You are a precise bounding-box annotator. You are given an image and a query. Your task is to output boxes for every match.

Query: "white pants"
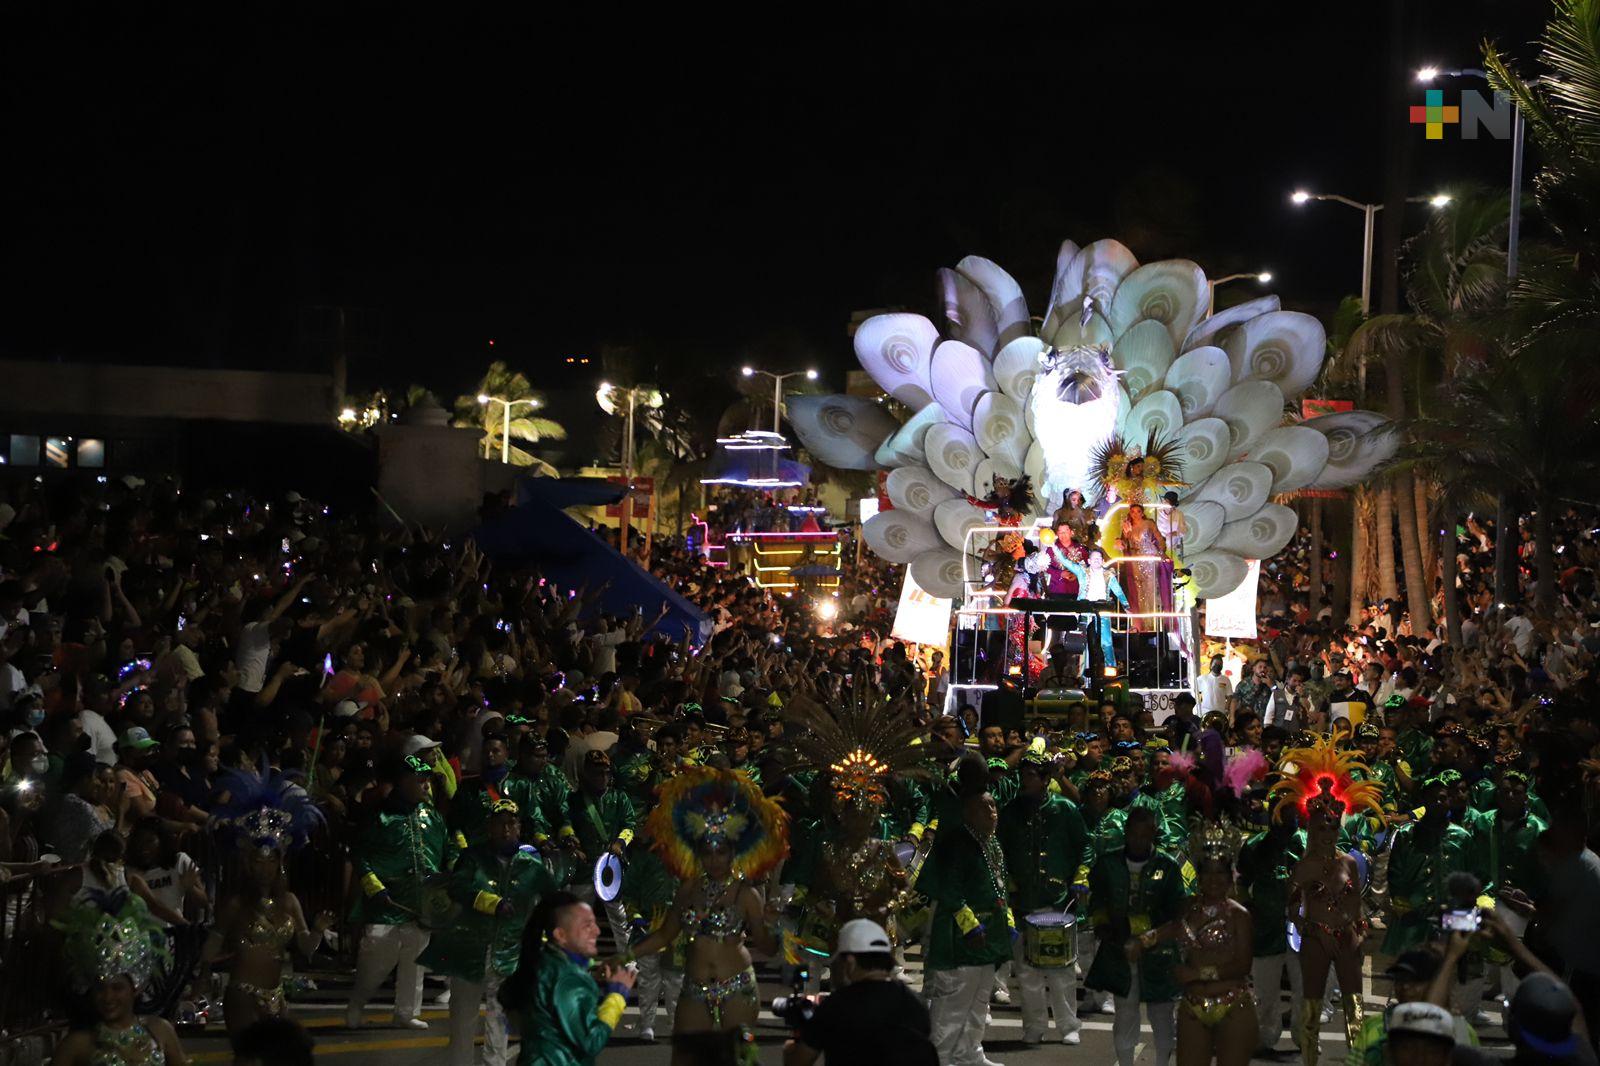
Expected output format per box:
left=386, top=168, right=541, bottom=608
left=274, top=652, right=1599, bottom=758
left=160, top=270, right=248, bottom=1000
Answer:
left=448, top=970, right=507, bottom=1066
left=349, top=922, right=432, bottom=1023
left=1112, top=970, right=1175, bottom=1066
left=1012, top=939, right=1078, bottom=1037
left=927, top=964, right=992, bottom=1066
left=1252, top=952, right=1304, bottom=1050
left=636, top=953, right=683, bottom=1033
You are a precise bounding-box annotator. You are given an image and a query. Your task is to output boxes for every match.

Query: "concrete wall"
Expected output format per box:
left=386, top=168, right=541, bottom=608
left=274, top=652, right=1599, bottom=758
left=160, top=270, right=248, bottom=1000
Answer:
left=376, top=422, right=488, bottom=530
left=0, top=359, right=336, bottom=426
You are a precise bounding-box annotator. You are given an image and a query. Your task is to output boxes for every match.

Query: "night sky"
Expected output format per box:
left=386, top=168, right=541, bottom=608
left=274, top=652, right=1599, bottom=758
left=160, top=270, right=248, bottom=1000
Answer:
left=3, top=3, right=1548, bottom=408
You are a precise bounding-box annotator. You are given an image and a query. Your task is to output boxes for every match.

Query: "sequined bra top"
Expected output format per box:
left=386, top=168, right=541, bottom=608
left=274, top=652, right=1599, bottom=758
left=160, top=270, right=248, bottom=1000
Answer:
left=91, top=1022, right=164, bottom=1066
left=681, top=879, right=747, bottom=941
left=241, top=900, right=297, bottom=952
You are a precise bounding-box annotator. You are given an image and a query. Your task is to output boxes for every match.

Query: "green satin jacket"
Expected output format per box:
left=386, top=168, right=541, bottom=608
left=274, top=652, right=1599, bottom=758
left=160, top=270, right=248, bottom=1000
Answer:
left=1084, top=848, right=1189, bottom=1001
left=351, top=800, right=449, bottom=926
left=559, top=787, right=638, bottom=861
left=1382, top=818, right=1477, bottom=954
left=417, top=844, right=558, bottom=981
left=511, top=946, right=627, bottom=1066
left=1466, top=806, right=1546, bottom=898
left=997, top=793, right=1092, bottom=914
left=921, top=827, right=1015, bottom=971
left=1236, top=828, right=1306, bottom=956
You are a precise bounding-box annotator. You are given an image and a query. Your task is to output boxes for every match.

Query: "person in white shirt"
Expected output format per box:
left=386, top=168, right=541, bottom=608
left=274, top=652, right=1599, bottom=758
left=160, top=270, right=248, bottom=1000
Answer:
left=1196, top=654, right=1233, bottom=715
left=236, top=573, right=312, bottom=694
left=1504, top=608, right=1535, bottom=657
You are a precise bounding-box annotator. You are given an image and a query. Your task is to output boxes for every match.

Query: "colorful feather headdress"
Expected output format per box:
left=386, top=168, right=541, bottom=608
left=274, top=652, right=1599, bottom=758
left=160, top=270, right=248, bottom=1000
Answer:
left=55, top=892, right=170, bottom=993
left=214, top=760, right=327, bottom=854
left=1268, top=737, right=1383, bottom=823
left=785, top=682, right=929, bottom=814
left=1090, top=431, right=1188, bottom=502
left=646, top=766, right=789, bottom=882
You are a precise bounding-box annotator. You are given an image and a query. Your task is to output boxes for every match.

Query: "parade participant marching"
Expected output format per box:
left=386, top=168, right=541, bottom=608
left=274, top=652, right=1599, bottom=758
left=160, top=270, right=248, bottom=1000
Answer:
left=53, top=895, right=188, bottom=1066
left=1463, top=766, right=1546, bottom=1013
left=346, top=754, right=449, bottom=1030
left=997, top=750, right=1093, bottom=1045
left=621, top=815, right=685, bottom=1043
left=921, top=787, right=1015, bottom=1066
left=1382, top=775, right=1477, bottom=958
left=452, top=734, right=552, bottom=858
left=1236, top=813, right=1306, bottom=1056
left=1270, top=736, right=1384, bottom=1064
left=1128, top=829, right=1255, bottom=1066
left=559, top=750, right=638, bottom=945
left=507, top=735, right=570, bottom=847
left=624, top=766, right=788, bottom=1066
left=499, top=891, right=637, bottom=1066
left=1086, top=804, right=1190, bottom=1066
left=418, top=800, right=559, bottom=1066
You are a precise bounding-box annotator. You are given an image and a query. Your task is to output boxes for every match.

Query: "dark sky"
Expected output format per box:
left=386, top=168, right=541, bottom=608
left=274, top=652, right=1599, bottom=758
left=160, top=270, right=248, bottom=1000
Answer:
left=2, top=2, right=1548, bottom=406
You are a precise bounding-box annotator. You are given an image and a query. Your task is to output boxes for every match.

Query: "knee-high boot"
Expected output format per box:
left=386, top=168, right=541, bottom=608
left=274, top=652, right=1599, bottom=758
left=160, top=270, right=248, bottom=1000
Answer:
left=1298, top=998, right=1321, bottom=1066
left=1341, top=991, right=1364, bottom=1048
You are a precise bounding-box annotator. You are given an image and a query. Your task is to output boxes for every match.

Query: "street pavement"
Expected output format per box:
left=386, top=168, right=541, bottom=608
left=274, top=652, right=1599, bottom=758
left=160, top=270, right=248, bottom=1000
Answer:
left=177, top=949, right=1516, bottom=1065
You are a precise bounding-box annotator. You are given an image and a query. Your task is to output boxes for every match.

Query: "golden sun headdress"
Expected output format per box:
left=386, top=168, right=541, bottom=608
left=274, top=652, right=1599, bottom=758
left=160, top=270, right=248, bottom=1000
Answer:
left=1090, top=431, right=1187, bottom=502
left=785, top=681, right=929, bottom=815
left=1268, top=736, right=1383, bottom=823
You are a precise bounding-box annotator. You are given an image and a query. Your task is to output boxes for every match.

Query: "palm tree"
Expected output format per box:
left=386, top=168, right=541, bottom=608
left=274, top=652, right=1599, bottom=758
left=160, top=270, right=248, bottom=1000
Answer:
left=453, top=361, right=567, bottom=471
left=1348, top=187, right=1511, bottom=629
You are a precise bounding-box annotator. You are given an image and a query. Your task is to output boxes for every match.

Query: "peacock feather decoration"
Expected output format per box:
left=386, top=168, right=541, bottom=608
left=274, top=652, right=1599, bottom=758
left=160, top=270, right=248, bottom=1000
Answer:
left=788, top=240, right=1398, bottom=599
left=786, top=680, right=930, bottom=814
left=646, top=766, right=789, bottom=882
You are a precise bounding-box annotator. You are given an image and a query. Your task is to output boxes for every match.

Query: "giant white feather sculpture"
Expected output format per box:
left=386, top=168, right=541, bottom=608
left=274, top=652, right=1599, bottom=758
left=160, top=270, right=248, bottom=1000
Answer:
left=793, top=239, right=1396, bottom=599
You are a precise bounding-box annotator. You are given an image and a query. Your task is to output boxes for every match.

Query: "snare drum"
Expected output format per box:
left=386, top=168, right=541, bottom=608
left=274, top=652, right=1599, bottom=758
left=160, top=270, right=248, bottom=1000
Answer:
left=1023, top=910, right=1077, bottom=968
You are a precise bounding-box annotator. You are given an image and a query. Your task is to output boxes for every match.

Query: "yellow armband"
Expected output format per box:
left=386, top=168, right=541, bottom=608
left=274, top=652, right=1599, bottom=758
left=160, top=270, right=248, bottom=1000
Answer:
left=559, top=825, right=577, bottom=838
left=616, top=828, right=635, bottom=846
left=533, top=832, right=550, bottom=845
left=454, top=831, right=469, bottom=850
left=954, top=906, right=981, bottom=935
left=473, top=891, right=504, bottom=915
left=596, top=991, right=626, bottom=1029
left=360, top=872, right=386, bottom=897
left=1005, top=907, right=1017, bottom=930
left=928, top=817, right=940, bottom=832
left=909, top=822, right=926, bottom=840
left=1073, top=863, right=1090, bottom=888
left=1410, top=806, right=1428, bottom=821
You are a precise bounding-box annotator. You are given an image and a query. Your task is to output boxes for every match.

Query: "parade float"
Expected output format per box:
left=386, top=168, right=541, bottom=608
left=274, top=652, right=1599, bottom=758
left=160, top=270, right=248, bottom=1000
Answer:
left=788, top=239, right=1397, bottom=713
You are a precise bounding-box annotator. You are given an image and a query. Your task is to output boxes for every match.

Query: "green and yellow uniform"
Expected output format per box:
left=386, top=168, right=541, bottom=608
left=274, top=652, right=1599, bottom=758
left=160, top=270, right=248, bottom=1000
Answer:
left=508, top=946, right=628, bottom=1066
left=558, top=786, right=637, bottom=863
left=1236, top=828, right=1305, bottom=957
left=922, top=826, right=1016, bottom=971
left=998, top=792, right=1092, bottom=914
left=1084, top=847, right=1189, bottom=1001
left=350, top=797, right=449, bottom=926
left=1382, top=817, right=1477, bottom=954
left=417, top=843, right=558, bottom=982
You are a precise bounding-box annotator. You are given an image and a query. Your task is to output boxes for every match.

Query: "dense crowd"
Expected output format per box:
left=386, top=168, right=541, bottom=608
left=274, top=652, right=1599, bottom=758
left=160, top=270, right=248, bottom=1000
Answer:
left=1, top=476, right=1599, bottom=1066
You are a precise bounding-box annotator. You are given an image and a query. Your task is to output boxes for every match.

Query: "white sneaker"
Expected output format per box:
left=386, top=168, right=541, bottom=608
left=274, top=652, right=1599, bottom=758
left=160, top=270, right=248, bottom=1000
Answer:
left=639, top=1027, right=656, bottom=1043
left=992, top=986, right=1012, bottom=1005
left=1061, top=1031, right=1081, bottom=1045
left=393, top=1017, right=428, bottom=1030
left=980, top=1057, right=1006, bottom=1066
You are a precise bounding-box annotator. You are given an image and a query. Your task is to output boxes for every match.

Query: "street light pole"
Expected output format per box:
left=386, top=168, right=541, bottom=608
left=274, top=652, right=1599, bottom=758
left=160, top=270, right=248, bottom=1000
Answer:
left=742, top=366, right=820, bottom=434
left=477, top=394, right=541, bottom=465
left=1417, top=67, right=1523, bottom=279
left=1205, top=271, right=1273, bottom=317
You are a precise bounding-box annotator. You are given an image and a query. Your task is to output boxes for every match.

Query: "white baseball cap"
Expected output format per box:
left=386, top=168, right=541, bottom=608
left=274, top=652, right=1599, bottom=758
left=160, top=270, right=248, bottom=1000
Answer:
left=402, top=735, right=441, bottom=756
left=332, top=699, right=361, bottom=719
left=834, top=919, right=892, bottom=956
left=1387, top=1002, right=1455, bottom=1043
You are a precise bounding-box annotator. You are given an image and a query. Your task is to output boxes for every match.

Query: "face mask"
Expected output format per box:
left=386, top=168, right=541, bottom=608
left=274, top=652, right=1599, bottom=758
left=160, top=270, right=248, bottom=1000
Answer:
left=25, top=706, right=45, bottom=728
left=29, top=754, right=49, bottom=775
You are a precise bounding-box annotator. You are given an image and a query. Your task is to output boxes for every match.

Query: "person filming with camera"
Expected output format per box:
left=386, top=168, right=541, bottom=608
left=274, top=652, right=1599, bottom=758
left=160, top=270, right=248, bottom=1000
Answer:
left=782, top=919, right=933, bottom=1066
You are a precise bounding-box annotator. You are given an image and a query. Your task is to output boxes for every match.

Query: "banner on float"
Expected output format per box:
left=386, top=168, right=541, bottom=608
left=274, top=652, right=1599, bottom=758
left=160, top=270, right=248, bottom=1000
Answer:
left=891, top=570, right=953, bottom=647
left=1203, top=559, right=1261, bottom=639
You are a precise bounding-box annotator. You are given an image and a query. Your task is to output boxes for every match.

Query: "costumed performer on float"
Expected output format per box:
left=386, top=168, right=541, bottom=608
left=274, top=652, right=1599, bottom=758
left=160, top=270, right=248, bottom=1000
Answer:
left=1269, top=737, right=1384, bottom=1065
left=621, top=766, right=788, bottom=1066
left=1091, top=433, right=1185, bottom=634
left=53, top=894, right=187, bottom=1066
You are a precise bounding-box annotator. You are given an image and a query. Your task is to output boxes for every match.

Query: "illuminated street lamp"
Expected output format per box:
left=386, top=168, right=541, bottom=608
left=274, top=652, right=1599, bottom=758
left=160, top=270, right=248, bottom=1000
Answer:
left=1205, top=271, right=1273, bottom=316
left=1289, top=190, right=1452, bottom=315
left=1416, top=64, right=1525, bottom=279
left=741, top=366, right=819, bottom=434
left=476, top=394, right=542, bottom=464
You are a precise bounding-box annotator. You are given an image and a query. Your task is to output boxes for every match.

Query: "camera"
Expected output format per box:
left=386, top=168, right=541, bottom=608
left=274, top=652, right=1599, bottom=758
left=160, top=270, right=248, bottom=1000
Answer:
left=771, top=966, right=820, bottom=1027
left=1441, top=907, right=1482, bottom=933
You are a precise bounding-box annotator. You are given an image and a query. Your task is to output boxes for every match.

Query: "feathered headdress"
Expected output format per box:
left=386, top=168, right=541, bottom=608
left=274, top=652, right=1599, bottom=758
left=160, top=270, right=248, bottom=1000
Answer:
left=1268, top=737, right=1383, bottom=823
left=213, top=761, right=327, bottom=854
left=55, top=893, right=169, bottom=993
left=786, top=682, right=929, bottom=815
left=1090, top=431, right=1187, bottom=502
left=1222, top=748, right=1269, bottom=797
left=646, top=766, right=789, bottom=882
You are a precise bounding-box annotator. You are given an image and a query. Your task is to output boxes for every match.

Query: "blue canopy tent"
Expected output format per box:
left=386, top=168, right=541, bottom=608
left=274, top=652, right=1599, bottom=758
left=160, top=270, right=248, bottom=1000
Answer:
left=471, top=477, right=712, bottom=644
